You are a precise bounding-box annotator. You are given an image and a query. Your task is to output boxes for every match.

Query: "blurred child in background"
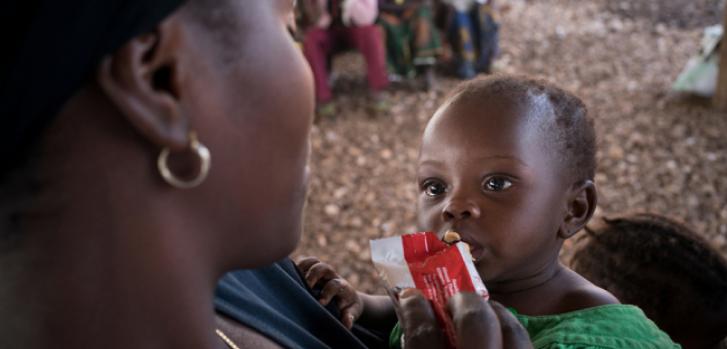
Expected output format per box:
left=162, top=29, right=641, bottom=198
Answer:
left=571, top=213, right=727, bottom=349
left=299, top=0, right=390, bottom=116
left=441, top=0, right=499, bottom=79
left=378, top=0, right=442, bottom=89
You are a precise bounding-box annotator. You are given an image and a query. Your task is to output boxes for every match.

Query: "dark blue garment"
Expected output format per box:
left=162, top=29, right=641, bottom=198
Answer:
left=215, top=259, right=387, bottom=349
left=448, top=4, right=499, bottom=79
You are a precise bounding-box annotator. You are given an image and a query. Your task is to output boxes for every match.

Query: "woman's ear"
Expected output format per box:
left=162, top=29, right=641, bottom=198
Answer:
left=96, top=14, right=189, bottom=151
left=558, top=180, right=597, bottom=239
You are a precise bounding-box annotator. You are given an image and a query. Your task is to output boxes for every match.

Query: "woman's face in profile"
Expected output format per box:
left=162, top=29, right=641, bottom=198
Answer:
left=181, top=0, right=314, bottom=266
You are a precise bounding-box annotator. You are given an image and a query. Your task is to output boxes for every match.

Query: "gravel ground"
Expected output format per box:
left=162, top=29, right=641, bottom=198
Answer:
left=293, top=0, right=727, bottom=293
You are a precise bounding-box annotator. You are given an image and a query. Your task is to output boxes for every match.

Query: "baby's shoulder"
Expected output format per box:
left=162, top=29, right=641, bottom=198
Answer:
left=555, top=268, right=619, bottom=313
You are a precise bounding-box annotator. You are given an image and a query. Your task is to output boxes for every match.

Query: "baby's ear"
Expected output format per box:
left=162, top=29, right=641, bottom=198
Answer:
left=558, top=180, right=597, bottom=239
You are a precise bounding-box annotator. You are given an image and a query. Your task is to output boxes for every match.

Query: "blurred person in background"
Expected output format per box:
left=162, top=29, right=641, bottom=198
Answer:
left=299, top=0, right=390, bottom=117
left=571, top=213, right=727, bottom=349
left=440, top=0, right=499, bottom=79
left=378, top=0, right=442, bottom=90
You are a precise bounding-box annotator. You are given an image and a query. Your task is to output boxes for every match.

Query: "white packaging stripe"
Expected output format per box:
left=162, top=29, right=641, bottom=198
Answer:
left=370, top=237, right=416, bottom=289
left=455, top=242, right=489, bottom=297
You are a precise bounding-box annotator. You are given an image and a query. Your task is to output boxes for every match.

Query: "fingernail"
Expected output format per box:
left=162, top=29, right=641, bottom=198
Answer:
left=399, top=288, right=418, bottom=298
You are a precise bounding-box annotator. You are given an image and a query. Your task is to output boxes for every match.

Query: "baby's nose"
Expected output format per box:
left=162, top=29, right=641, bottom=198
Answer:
left=442, top=200, right=481, bottom=221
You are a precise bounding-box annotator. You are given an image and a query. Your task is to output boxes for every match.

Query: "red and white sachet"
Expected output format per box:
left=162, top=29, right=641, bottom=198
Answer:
left=370, top=232, right=489, bottom=348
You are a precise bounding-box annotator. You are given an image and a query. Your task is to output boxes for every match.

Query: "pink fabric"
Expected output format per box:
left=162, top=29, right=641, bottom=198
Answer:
left=342, top=0, right=378, bottom=26
left=313, top=0, right=379, bottom=28
left=303, top=25, right=389, bottom=103
left=313, top=0, right=332, bottom=28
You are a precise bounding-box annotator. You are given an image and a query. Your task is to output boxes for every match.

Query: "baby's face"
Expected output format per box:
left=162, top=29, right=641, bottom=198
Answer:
left=416, top=98, right=569, bottom=283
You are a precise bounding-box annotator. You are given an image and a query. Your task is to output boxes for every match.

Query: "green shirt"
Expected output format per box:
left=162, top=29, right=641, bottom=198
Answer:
left=389, top=304, right=680, bottom=349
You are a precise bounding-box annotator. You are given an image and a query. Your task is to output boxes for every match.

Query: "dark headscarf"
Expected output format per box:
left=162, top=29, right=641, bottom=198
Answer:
left=0, top=0, right=185, bottom=176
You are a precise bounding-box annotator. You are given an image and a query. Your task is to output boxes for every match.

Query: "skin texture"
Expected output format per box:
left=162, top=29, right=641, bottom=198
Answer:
left=0, top=1, right=313, bottom=348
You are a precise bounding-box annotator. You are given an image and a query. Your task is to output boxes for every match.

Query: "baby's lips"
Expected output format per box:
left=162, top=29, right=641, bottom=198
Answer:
left=463, top=241, right=486, bottom=262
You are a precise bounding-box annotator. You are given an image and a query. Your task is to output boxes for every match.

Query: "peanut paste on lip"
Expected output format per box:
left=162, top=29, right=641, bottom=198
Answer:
left=443, top=231, right=473, bottom=260
left=443, top=231, right=461, bottom=243
left=371, top=232, right=490, bottom=348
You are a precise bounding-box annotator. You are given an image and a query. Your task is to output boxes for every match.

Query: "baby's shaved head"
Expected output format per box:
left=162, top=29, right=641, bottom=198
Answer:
left=443, top=74, right=596, bottom=183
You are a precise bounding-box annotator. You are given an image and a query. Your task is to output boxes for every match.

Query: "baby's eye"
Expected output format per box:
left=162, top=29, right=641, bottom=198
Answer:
left=422, top=180, right=446, bottom=197
left=483, top=177, right=513, bottom=192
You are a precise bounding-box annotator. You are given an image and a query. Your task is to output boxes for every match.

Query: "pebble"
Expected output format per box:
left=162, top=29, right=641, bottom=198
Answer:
left=324, top=204, right=340, bottom=217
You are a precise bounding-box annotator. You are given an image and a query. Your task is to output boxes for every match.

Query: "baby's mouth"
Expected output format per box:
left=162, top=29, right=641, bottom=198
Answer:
left=439, top=228, right=485, bottom=262
left=466, top=243, right=485, bottom=262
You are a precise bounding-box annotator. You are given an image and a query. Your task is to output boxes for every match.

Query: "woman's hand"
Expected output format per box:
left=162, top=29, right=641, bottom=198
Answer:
left=296, top=257, right=364, bottom=329
left=397, top=289, right=533, bottom=349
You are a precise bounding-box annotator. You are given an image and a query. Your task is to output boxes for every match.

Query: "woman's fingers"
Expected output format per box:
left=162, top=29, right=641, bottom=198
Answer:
left=447, top=293, right=502, bottom=349
left=399, top=288, right=447, bottom=349
left=385, top=287, right=405, bottom=324
left=397, top=291, right=533, bottom=349
left=490, top=301, right=533, bottom=349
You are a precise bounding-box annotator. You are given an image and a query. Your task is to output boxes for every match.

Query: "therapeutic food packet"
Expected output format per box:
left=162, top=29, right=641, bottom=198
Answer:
left=370, top=232, right=489, bottom=348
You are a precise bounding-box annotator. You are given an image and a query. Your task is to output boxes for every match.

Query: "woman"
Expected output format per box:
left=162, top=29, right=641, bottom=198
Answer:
left=1, top=0, right=528, bottom=348
left=1, top=1, right=313, bottom=348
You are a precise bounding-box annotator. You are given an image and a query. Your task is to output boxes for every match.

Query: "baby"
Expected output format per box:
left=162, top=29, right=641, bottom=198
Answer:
left=298, top=75, right=679, bottom=348
left=571, top=213, right=727, bottom=349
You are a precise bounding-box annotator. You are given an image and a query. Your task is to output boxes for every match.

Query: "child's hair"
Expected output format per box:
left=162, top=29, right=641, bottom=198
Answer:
left=571, top=213, right=727, bottom=347
left=443, top=74, right=596, bottom=183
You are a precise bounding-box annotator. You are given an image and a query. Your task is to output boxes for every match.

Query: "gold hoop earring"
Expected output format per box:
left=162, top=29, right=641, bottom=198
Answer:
left=157, top=131, right=211, bottom=189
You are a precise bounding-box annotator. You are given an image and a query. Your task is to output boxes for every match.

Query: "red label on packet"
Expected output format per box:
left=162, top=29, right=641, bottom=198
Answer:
left=371, top=232, right=489, bottom=348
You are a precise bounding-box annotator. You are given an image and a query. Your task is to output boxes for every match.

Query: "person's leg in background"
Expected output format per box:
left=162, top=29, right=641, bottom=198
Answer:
left=449, top=8, right=477, bottom=79
left=379, top=13, right=414, bottom=81
left=346, top=24, right=390, bottom=111
left=303, top=27, right=336, bottom=114
left=411, top=3, right=442, bottom=89
left=473, top=2, right=499, bottom=74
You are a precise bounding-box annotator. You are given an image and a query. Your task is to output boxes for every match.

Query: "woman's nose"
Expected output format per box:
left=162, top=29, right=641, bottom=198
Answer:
left=442, top=199, right=481, bottom=221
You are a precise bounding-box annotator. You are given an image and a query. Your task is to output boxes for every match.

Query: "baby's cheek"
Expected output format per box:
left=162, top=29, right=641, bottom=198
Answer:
left=417, top=210, right=440, bottom=232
